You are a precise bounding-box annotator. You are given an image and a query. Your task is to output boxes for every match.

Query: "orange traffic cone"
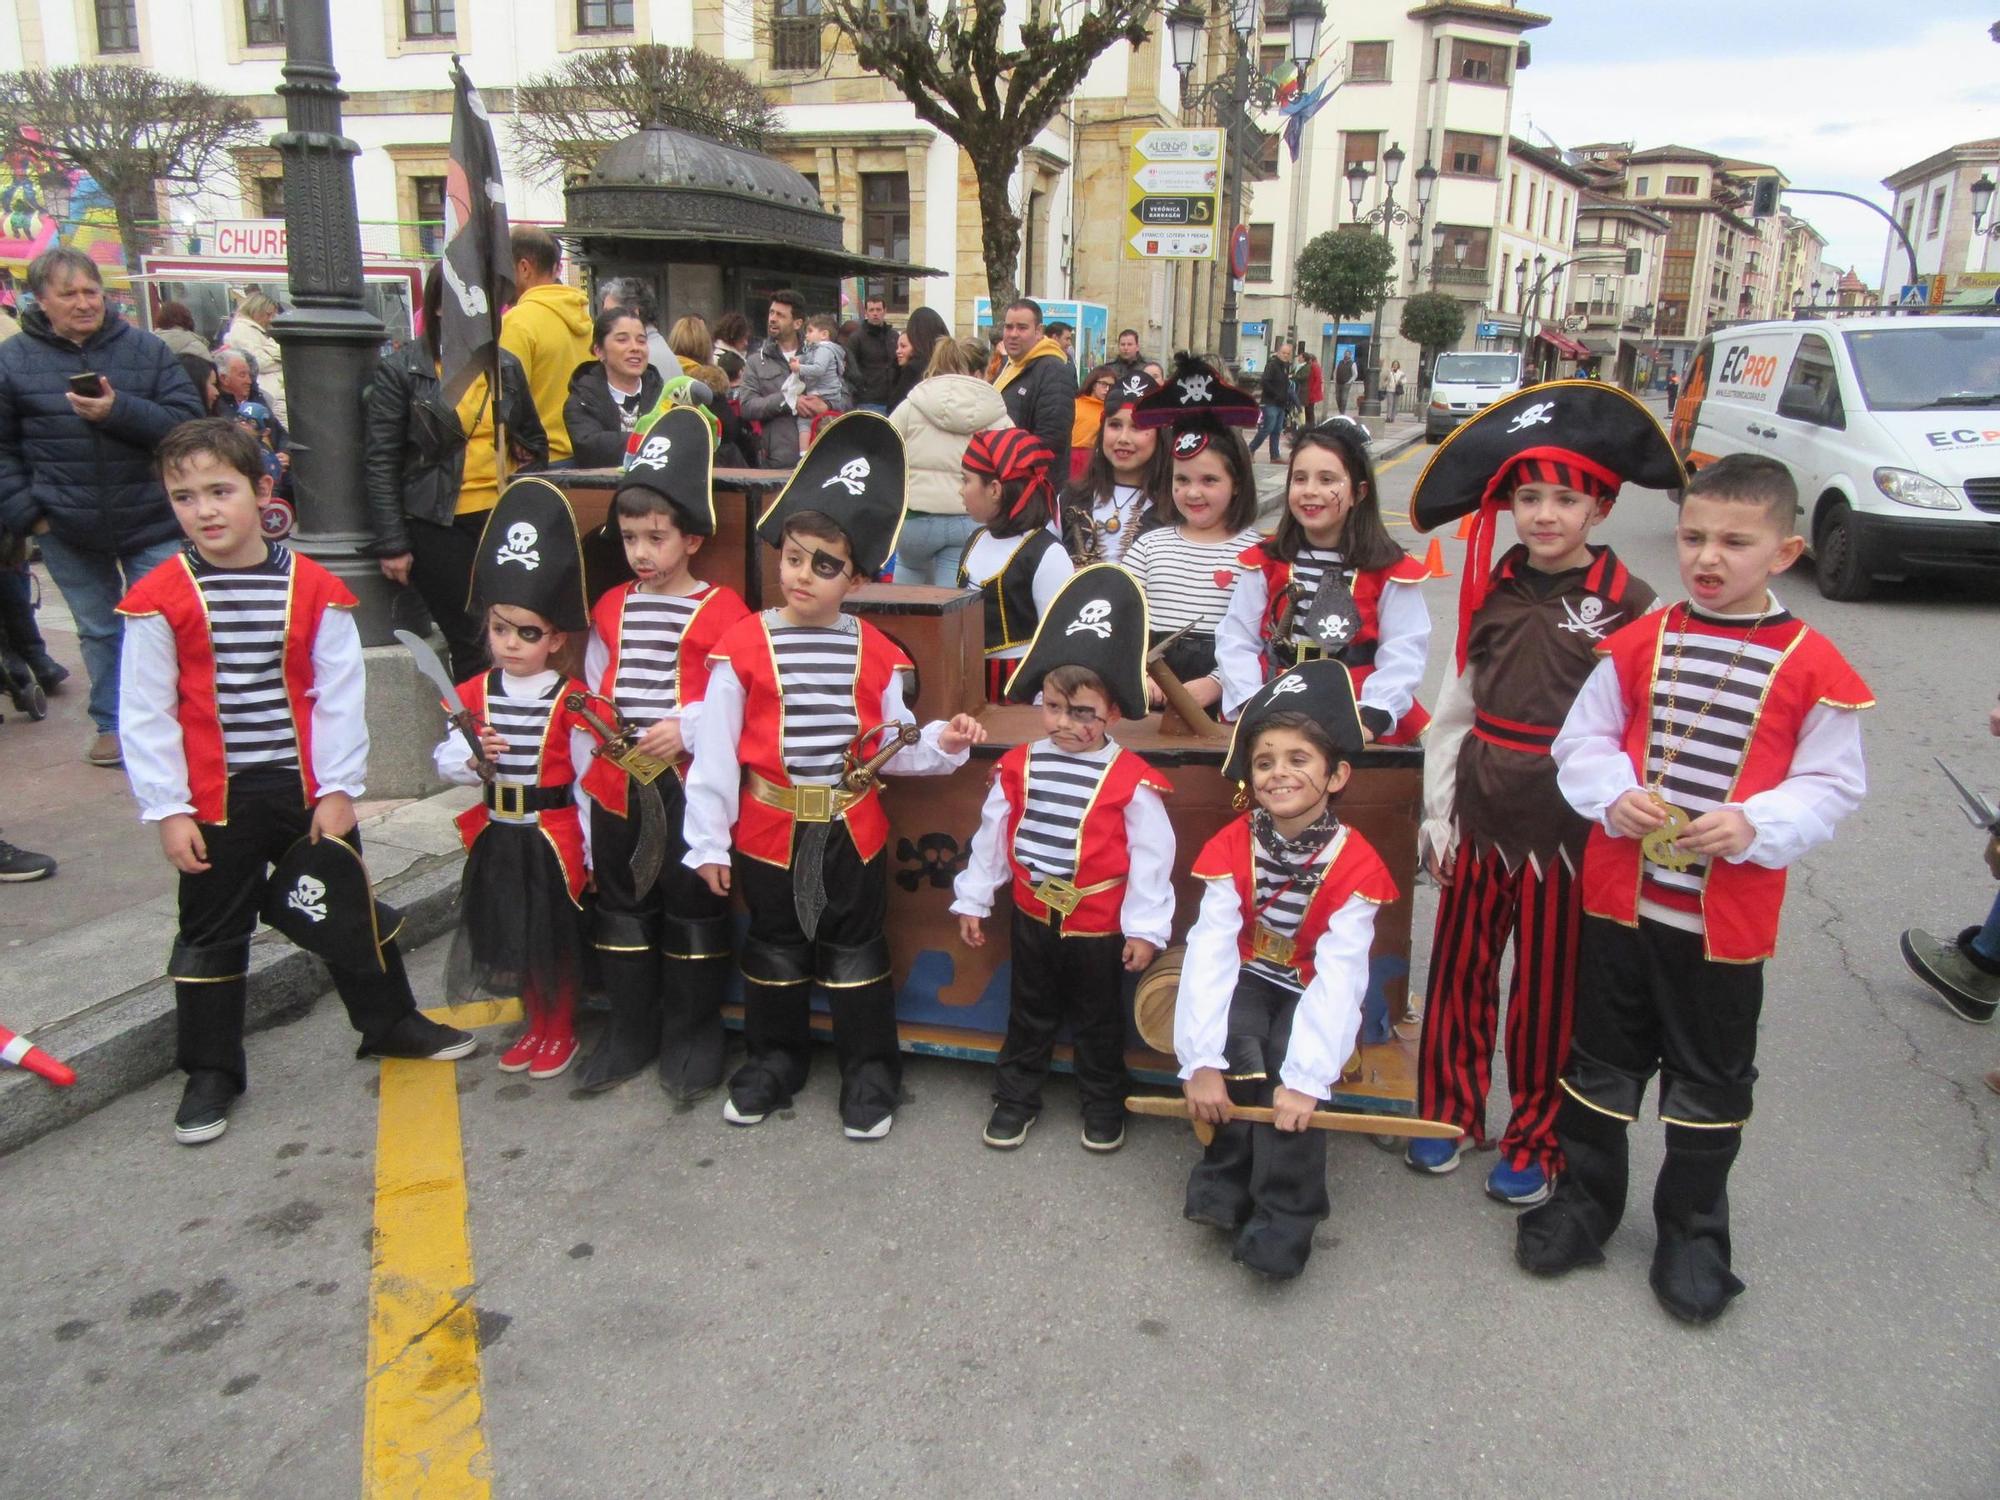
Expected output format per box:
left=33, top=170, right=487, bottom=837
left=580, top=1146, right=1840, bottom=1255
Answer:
left=0, top=1023, right=76, bottom=1087
left=1454, top=513, right=1476, bottom=540
left=1422, top=538, right=1450, bottom=579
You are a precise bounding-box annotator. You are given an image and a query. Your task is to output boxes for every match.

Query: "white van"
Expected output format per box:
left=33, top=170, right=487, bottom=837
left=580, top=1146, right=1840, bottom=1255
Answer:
left=1425, top=350, right=1524, bottom=441
left=1672, top=316, right=2000, bottom=600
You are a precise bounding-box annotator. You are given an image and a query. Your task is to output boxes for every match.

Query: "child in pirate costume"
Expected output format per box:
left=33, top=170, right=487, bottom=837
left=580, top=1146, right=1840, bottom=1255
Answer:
left=432, top=478, right=596, bottom=1081
left=684, top=412, right=985, bottom=1141
left=951, top=564, right=1176, bottom=1152
left=117, top=419, right=474, bottom=1146
left=575, top=407, right=750, bottom=1096
left=1060, top=370, right=1170, bottom=567
left=1176, top=659, right=1397, bottom=1280
left=1216, top=419, right=1431, bottom=739
left=1517, top=453, right=1870, bottom=1324
left=1405, top=383, right=1669, bottom=1207
left=957, top=428, right=1075, bottom=702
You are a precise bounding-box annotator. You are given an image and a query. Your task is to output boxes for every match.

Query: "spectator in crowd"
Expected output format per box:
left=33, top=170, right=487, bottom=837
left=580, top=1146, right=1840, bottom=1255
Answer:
left=0, top=823, right=55, bottom=881
left=737, top=289, right=821, bottom=468
left=151, top=301, right=209, bottom=362
left=711, top=310, right=753, bottom=363
left=1070, top=363, right=1119, bottom=482
left=847, top=293, right=899, bottom=413
left=564, top=304, right=666, bottom=470
left=363, top=261, right=547, bottom=681
left=499, top=225, right=592, bottom=466
left=1047, top=320, right=1076, bottom=365
left=0, top=246, right=204, bottom=766
left=1299, top=351, right=1323, bottom=426
left=887, top=305, right=949, bottom=413
left=1109, top=328, right=1147, bottom=382
left=1386, top=359, right=1406, bottom=422
left=223, top=290, right=287, bottom=425
left=1253, top=340, right=1298, bottom=462
left=991, top=297, right=1074, bottom=462
left=1334, top=350, right=1356, bottom=414
left=889, top=336, right=1012, bottom=586
left=177, top=353, right=221, bottom=417
left=596, top=277, right=686, bottom=383
left=1142, top=360, right=1166, bottom=384
left=665, top=314, right=750, bottom=467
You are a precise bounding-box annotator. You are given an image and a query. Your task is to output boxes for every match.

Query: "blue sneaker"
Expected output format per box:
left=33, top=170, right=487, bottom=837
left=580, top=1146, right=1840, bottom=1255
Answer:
left=1485, top=1158, right=1552, bottom=1207
left=1404, top=1135, right=1468, bottom=1174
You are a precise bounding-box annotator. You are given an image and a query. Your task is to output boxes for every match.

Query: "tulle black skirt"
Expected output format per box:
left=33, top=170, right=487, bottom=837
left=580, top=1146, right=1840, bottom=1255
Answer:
left=445, top=822, right=589, bottom=1007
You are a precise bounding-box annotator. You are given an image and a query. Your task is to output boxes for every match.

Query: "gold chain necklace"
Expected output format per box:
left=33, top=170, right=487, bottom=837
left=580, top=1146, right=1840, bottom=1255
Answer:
left=1641, top=605, right=1763, bottom=872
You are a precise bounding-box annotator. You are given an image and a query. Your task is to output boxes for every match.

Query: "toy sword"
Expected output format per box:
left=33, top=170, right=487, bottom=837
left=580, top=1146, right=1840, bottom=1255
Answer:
left=565, top=690, right=672, bottom=898
left=1935, top=757, right=2000, bottom=835
left=793, top=722, right=922, bottom=940
left=1125, top=1093, right=1463, bottom=1146
left=395, top=629, right=493, bottom=782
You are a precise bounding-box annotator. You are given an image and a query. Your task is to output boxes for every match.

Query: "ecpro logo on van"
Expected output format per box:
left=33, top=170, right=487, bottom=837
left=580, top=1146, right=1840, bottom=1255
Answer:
left=1924, top=427, right=2000, bottom=451
left=1713, top=344, right=1778, bottom=405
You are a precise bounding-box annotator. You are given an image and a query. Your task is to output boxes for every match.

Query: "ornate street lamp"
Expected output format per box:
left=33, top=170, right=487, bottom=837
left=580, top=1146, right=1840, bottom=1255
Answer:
left=1166, top=4, right=1203, bottom=75
left=1970, top=174, right=2000, bottom=237
left=1346, top=140, right=1435, bottom=414
left=1288, top=0, right=1325, bottom=70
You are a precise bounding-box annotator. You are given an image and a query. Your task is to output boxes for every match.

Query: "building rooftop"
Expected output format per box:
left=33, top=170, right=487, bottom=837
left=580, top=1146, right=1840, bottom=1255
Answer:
left=1625, top=144, right=1724, bottom=166
left=1508, top=136, right=1591, bottom=188
left=1404, top=2, right=1551, bottom=31
left=1881, top=138, right=2000, bottom=190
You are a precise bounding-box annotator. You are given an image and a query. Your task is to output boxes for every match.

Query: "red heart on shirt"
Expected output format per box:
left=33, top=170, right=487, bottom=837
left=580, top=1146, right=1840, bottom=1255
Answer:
left=1213, top=570, right=1236, bottom=589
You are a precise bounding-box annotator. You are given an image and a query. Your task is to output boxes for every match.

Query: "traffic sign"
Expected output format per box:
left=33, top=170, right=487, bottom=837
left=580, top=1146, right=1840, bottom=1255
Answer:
left=1898, top=284, right=1927, bottom=306
left=1125, top=129, right=1223, bottom=262
left=1230, top=224, right=1251, bottom=279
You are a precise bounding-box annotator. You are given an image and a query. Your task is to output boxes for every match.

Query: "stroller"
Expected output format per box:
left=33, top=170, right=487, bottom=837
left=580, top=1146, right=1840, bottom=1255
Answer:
left=0, top=531, right=67, bottom=722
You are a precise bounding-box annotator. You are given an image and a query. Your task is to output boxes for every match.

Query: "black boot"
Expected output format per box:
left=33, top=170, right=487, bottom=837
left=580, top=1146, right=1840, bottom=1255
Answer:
left=578, top=912, right=662, bottom=1092
left=0, top=648, right=44, bottom=719
left=657, top=915, right=730, bottom=1102
left=1649, top=1124, right=1746, bottom=1324
left=0, top=566, right=62, bottom=693
left=1517, top=1093, right=1631, bottom=1277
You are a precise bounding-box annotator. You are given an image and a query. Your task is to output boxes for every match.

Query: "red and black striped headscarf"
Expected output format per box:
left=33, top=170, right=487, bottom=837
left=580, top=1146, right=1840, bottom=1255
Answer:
left=963, top=427, right=1057, bottom=522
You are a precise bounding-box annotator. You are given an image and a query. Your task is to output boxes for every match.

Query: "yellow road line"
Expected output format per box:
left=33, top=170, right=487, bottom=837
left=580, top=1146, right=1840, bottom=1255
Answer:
left=363, top=1001, right=520, bottom=1497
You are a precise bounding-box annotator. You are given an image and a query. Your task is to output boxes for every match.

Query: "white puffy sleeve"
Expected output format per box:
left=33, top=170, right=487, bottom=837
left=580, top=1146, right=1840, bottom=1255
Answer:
left=308, top=607, right=369, bottom=800
left=680, top=660, right=745, bottom=869
left=1174, top=877, right=1244, bottom=1078
left=1215, top=567, right=1269, bottom=720
left=1278, top=894, right=1377, bottom=1100
left=1552, top=658, right=1640, bottom=831
left=949, top=776, right=1012, bottom=919
left=1358, top=577, right=1430, bottom=728
left=1734, top=703, right=1866, bottom=868
left=118, top=613, right=194, bottom=822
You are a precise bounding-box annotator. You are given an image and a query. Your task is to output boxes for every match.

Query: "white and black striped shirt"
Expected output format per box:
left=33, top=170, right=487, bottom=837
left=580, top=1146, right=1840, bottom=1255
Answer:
left=1246, top=836, right=1329, bottom=993
left=1285, top=546, right=1348, bottom=625
left=1643, top=604, right=1792, bottom=903
left=1122, top=524, right=1262, bottom=635
left=770, top=612, right=860, bottom=783
left=1013, top=744, right=1117, bottom=881
left=191, top=544, right=297, bottom=773
left=612, top=587, right=706, bottom=727
left=486, top=669, right=560, bottom=785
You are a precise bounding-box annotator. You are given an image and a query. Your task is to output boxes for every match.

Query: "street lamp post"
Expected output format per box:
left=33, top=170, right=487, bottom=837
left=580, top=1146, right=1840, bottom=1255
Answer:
left=1343, top=143, right=1435, bottom=417
left=270, top=0, right=392, bottom=642
left=1168, top=0, right=1325, bottom=364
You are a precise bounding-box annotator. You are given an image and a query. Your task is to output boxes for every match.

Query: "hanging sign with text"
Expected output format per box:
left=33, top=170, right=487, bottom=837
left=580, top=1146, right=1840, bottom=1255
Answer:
left=1123, top=130, right=1222, bottom=261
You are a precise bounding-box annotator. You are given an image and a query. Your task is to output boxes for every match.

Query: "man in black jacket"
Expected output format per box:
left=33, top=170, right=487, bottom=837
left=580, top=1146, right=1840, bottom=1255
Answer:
left=846, top=295, right=898, bottom=413
left=1253, top=340, right=1296, bottom=462
left=0, top=248, right=204, bottom=767
left=991, top=298, right=1074, bottom=460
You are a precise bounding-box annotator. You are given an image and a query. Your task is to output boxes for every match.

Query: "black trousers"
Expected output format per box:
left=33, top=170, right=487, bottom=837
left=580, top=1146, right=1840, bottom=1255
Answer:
left=730, top=823, right=899, bottom=1128
left=589, top=775, right=723, bottom=928
left=404, top=510, right=491, bottom=682
left=1184, top=971, right=1329, bottom=1276
left=993, top=905, right=1128, bottom=1121
left=171, top=769, right=416, bottom=1091
left=1523, top=916, right=1762, bottom=1319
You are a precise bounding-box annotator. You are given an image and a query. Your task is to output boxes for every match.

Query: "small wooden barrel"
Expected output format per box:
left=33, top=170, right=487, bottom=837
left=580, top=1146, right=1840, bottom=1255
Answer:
left=1133, top=944, right=1186, bottom=1055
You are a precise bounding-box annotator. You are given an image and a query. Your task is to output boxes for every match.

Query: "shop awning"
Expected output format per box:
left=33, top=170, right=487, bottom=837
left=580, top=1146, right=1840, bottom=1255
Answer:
left=1578, top=333, right=1619, bottom=356
left=1536, top=328, right=1591, bottom=360
left=1947, top=286, right=2000, bottom=308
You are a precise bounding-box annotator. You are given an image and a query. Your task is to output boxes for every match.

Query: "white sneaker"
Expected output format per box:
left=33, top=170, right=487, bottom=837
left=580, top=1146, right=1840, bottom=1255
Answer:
left=722, top=1097, right=766, bottom=1126
left=843, top=1113, right=893, bottom=1141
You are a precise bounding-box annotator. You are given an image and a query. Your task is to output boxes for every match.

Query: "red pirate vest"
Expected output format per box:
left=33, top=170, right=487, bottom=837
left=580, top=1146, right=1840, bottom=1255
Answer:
left=993, top=742, right=1172, bottom=935
left=580, top=580, right=750, bottom=815
left=451, top=671, right=590, bottom=904
left=1579, top=607, right=1873, bottom=962
left=719, top=612, right=911, bottom=866
left=116, top=550, right=352, bottom=824
left=1238, top=541, right=1431, bottom=743
left=1191, top=815, right=1398, bottom=987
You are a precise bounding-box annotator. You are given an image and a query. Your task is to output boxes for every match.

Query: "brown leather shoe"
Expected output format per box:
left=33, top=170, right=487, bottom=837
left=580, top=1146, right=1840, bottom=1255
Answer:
left=86, top=731, right=122, bottom=767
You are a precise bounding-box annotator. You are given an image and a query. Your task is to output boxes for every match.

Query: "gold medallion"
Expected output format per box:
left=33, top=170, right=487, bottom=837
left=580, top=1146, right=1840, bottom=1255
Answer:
left=1640, top=799, right=1696, bottom=872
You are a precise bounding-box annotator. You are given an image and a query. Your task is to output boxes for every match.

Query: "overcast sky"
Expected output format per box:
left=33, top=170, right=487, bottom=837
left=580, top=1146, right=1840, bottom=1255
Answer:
left=1511, top=4, right=1996, bottom=289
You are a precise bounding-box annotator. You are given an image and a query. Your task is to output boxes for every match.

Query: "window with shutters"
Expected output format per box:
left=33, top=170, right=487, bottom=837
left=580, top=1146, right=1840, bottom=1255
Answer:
left=1665, top=175, right=1700, bottom=196
left=861, top=172, right=911, bottom=311
left=1450, top=39, right=1508, bottom=86
left=1247, top=222, right=1274, bottom=282
left=772, top=0, right=822, bottom=68
left=95, top=0, right=139, bottom=52
left=244, top=0, right=284, bottom=45
left=405, top=0, right=456, bottom=38
left=1348, top=41, right=1389, bottom=82
left=415, top=176, right=447, bottom=257
left=1341, top=131, right=1380, bottom=178
left=1442, top=131, right=1497, bottom=178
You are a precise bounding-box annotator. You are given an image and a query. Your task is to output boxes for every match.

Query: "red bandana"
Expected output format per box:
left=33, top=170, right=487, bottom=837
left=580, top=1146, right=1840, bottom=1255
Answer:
left=963, top=427, right=1057, bottom=522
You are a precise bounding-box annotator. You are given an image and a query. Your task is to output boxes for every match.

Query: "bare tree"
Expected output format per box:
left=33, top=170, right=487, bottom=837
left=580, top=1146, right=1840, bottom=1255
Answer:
left=510, top=45, right=781, bottom=186
left=815, top=0, right=1161, bottom=306
left=0, top=65, right=261, bottom=269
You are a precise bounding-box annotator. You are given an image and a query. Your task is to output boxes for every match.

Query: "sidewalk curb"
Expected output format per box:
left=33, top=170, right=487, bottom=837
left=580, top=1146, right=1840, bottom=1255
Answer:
left=0, top=853, right=466, bottom=1158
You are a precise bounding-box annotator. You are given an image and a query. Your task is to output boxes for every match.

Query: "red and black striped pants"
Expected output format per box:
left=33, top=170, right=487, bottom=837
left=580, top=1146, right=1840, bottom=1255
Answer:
left=1417, top=842, right=1581, bottom=1173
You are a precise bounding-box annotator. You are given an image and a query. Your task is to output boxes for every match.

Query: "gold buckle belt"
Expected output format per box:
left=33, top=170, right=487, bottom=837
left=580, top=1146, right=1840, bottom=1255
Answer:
left=1251, top=923, right=1297, bottom=967
left=1031, top=874, right=1123, bottom=917
left=747, top=772, right=864, bottom=825
left=489, top=781, right=530, bottom=821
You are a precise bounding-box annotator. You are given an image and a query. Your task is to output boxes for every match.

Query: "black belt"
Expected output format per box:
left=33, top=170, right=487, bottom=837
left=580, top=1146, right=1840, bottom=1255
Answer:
left=484, top=781, right=573, bottom=820
left=1287, top=639, right=1377, bottom=668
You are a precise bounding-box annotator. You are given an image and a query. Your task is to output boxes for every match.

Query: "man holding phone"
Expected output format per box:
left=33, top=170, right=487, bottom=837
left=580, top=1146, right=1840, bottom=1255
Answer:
left=0, top=247, right=204, bottom=766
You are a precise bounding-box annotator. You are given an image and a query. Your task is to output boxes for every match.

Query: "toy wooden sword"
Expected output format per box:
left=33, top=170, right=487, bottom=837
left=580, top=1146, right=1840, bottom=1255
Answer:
left=1936, top=757, right=2000, bottom=836
left=1125, top=1094, right=1463, bottom=1145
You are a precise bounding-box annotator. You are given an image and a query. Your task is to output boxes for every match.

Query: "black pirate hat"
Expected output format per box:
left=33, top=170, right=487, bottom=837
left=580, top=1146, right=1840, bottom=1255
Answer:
left=615, top=405, right=717, bottom=537
left=754, top=409, right=906, bottom=577
left=1101, top=369, right=1159, bottom=416
left=262, top=835, right=404, bottom=974
left=1221, top=658, right=1366, bottom=785
left=1130, top=353, right=1260, bottom=462
left=469, top=476, right=589, bottom=633
left=1004, top=563, right=1151, bottom=720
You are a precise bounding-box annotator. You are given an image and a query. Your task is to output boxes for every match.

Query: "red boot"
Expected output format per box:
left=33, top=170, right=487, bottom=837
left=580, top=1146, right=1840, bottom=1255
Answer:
left=529, top=991, right=578, bottom=1080
left=498, top=990, right=546, bottom=1073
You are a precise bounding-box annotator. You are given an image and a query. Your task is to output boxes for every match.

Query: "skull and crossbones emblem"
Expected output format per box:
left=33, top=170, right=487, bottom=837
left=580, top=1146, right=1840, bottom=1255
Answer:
left=1558, top=595, right=1616, bottom=638
left=496, top=522, right=540, bottom=570
left=1316, top=614, right=1354, bottom=644
left=286, top=875, right=328, bottom=924
left=821, top=457, right=871, bottom=496
left=1066, top=599, right=1114, bottom=639
left=1121, top=375, right=1148, bottom=397
left=629, top=433, right=671, bottom=471
left=1173, top=430, right=1207, bottom=458
left=1270, top=673, right=1310, bottom=698
left=1176, top=373, right=1213, bottom=404
left=1507, top=401, right=1556, bottom=433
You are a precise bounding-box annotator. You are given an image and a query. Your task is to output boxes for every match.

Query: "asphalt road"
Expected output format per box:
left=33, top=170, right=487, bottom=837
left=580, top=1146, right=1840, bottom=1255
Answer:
left=2, top=457, right=1996, bottom=1499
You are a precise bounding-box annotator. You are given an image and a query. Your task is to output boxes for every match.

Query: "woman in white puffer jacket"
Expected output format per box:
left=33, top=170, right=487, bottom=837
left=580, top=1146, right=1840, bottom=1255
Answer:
left=223, top=290, right=287, bottom=425
left=888, top=336, right=1013, bottom=586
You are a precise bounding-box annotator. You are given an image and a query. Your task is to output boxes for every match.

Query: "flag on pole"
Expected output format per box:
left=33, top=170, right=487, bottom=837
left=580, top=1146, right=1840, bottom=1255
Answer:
left=440, top=58, right=513, bottom=406
left=1282, top=77, right=1338, bottom=162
